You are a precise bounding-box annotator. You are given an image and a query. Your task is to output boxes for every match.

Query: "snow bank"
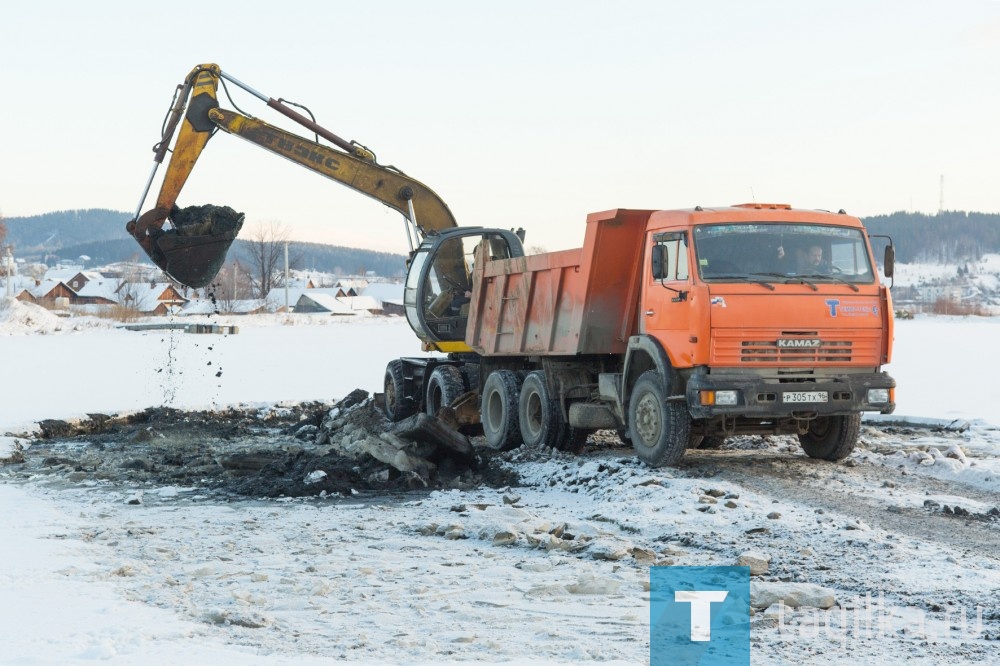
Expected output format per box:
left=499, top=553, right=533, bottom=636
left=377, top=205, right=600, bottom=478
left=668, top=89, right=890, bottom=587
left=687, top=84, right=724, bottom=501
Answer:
left=0, top=298, right=76, bottom=335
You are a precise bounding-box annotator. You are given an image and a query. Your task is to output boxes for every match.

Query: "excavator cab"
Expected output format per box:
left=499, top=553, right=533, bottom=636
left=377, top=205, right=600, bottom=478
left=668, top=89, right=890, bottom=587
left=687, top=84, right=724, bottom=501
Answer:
left=405, top=227, right=524, bottom=352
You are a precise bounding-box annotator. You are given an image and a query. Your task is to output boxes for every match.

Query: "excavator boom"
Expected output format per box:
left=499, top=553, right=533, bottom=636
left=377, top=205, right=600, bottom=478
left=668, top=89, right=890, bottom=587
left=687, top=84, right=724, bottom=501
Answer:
left=209, top=109, right=457, bottom=231
left=127, top=63, right=456, bottom=288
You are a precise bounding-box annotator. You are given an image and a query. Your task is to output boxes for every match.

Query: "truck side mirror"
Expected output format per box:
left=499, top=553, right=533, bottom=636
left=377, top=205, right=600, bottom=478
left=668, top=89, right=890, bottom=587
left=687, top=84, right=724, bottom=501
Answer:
left=652, top=245, right=669, bottom=280
left=883, top=245, right=894, bottom=278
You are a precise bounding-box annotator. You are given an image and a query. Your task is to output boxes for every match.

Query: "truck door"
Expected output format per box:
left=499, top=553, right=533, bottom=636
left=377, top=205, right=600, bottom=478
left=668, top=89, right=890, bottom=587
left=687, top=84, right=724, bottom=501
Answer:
left=641, top=231, right=695, bottom=366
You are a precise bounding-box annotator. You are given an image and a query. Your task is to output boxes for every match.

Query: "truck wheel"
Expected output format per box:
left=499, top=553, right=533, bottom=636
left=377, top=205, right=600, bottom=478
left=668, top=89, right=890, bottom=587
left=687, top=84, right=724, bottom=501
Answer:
left=482, top=370, right=522, bottom=451
left=798, top=414, right=860, bottom=461
left=628, top=370, right=690, bottom=467
left=425, top=365, right=465, bottom=417
left=518, top=371, right=562, bottom=449
left=460, top=363, right=480, bottom=393
left=384, top=359, right=416, bottom=421
left=558, top=427, right=590, bottom=454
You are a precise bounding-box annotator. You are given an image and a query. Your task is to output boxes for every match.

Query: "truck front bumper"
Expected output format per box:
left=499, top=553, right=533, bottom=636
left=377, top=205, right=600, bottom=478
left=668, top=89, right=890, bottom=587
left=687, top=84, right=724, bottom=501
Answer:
left=684, top=370, right=896, bottom=419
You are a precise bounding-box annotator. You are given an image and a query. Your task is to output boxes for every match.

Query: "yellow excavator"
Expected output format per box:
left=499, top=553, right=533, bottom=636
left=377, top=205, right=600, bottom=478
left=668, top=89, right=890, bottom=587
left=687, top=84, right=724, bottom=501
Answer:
left=127, top=63, right=460, bottom=285
left=128, top=63, right=524, bottom=420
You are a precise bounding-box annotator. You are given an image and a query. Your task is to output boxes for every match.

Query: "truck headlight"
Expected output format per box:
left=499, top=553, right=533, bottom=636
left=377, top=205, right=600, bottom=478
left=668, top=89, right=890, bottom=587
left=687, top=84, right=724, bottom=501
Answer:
left=867, top=388, right=890, bottom=404
left=716, top=390, right=739, bottom=406
left=701, top=390, right=739, bottom=406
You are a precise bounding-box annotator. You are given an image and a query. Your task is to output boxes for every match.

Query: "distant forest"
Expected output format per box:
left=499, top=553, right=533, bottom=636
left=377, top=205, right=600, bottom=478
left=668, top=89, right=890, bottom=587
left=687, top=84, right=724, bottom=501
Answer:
left=2, top=209, right=408, bottom=278
left=863, top=210, right=1000, bottom=264
left=4, top=207, right=1000, bottom=271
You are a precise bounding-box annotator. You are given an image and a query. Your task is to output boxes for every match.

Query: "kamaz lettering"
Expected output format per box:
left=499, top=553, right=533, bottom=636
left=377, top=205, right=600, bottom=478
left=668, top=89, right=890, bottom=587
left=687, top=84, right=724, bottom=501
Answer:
left=777, top=339, right=822, bottom=349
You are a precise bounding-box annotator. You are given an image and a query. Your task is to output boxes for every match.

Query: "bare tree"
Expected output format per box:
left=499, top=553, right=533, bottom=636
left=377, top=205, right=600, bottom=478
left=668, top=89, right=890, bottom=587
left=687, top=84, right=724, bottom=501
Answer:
left=210, top=259, right=254, bottom=313
left=21, top=262, right=47, bottom=281
left=244, top=221, right=302, bottom=299
left=0, top=211, right=8, bottom=274
left=113, top=255, right=147, bottom=321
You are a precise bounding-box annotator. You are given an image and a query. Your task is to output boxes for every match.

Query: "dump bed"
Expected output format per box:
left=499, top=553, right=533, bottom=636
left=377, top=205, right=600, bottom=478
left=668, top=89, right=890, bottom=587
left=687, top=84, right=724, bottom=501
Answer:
left=466, top=209, right=653, bottom=356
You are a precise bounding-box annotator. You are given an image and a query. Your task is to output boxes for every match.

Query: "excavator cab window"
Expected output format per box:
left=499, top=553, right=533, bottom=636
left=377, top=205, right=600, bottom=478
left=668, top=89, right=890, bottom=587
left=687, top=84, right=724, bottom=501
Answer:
left=404, top=228, right=524, bottom=348
left=422, top=236, right=474, bottom=321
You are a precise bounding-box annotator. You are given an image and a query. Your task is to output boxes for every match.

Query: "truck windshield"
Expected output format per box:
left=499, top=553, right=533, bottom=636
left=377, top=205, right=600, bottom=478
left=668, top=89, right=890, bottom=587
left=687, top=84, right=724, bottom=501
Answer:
left=692, top=223, right=875, bottom=284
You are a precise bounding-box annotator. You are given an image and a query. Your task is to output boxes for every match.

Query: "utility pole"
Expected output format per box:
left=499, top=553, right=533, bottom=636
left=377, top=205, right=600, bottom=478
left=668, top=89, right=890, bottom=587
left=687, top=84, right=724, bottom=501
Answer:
left=4, top=248, right=13, bottom=299
left=284, top=241, right=289, bottom=312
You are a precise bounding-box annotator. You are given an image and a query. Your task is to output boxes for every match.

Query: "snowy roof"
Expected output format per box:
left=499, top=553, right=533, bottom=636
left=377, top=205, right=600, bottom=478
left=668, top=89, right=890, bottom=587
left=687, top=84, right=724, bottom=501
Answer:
left=338, top=295, right=381, bottom=311
left=179, top=300, right=217, bottom=315
left=121, top=282, right=186, bottom=311
left=74, top=276, right=120, bottom=301
left=41, top=268, right=85, bottom=282
left=361, top=282, right=404, bottom=304
left=27, top=279, right=67, bottom=299
left=294, top=293, right=356, bottom=315
left=335, top=278, right=370, bottom=291
left=264, top=286, right=341, bottom=311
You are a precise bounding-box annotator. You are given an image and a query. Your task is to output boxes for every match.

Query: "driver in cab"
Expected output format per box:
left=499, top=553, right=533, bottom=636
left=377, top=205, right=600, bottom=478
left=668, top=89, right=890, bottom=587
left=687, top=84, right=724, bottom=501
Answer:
left=800, top=244, right=825, bottom=272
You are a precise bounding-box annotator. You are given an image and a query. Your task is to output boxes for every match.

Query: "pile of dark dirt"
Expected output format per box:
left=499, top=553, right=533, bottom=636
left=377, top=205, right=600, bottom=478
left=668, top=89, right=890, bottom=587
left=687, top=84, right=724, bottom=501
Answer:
left=169, top=204, right=244, bottom=237
left=3, top=392, right=518, bottom=499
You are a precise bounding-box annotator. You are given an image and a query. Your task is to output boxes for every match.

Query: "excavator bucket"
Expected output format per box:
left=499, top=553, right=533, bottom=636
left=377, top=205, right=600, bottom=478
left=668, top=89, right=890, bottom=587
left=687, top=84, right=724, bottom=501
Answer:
left=130, top=204, right=244, bottom=289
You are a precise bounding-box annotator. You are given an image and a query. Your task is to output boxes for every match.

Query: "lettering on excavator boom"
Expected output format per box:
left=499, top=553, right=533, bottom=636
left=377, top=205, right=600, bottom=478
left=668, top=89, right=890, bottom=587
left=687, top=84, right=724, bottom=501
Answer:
left=254, top=129, right=342, bottom=171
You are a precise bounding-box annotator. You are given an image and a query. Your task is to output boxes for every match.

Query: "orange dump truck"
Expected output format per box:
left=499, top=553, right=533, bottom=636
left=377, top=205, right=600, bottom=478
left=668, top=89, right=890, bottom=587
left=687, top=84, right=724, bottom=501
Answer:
left=390, top=204, right=896, bottom=467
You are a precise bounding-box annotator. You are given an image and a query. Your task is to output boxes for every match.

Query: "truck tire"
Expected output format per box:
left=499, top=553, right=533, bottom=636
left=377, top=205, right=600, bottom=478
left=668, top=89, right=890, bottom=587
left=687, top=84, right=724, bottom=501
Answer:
left=460, top=364, right=480, bottom=394
left=798, top=414, right=860, bottom=461
left=425, top=365, right=465, bottom=417
left=628, top=370, right=690, bottom=467
left=518, top=371, right=562, bottom=449
left=482, top=370, right=522, bottom=451
left=559, top=427, right=590, bottom=454
left=384, top=359, right=416, bottom=421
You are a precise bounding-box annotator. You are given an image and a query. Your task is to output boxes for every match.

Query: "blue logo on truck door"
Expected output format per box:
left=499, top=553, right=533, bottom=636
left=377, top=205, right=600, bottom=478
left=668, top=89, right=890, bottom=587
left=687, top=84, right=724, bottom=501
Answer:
left=826, top=299, right=879, bottom=318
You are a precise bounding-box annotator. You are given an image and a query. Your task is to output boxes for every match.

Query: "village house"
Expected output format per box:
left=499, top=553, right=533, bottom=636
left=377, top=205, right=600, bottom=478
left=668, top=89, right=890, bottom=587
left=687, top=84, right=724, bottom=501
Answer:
left=15, top=269, right=188, bottom=315
left=292, top=292, right=358, bottom=315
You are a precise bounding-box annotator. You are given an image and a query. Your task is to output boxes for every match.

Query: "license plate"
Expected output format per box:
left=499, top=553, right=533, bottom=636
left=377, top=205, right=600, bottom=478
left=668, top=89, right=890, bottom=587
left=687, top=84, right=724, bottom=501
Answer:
left=783, top=391, right=828, bottom=403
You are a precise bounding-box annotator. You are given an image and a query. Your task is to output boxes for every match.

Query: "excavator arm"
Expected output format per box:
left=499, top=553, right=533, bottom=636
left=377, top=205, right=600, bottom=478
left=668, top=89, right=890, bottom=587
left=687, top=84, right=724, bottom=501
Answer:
left=209, top=109, right=457, bottom=232
left=127, top=63, right=457, bottom=288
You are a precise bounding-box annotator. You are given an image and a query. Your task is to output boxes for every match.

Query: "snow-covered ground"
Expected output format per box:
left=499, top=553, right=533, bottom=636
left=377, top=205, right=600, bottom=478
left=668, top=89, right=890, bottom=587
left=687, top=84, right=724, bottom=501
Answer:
left=1, top=300, right=998, bottom=664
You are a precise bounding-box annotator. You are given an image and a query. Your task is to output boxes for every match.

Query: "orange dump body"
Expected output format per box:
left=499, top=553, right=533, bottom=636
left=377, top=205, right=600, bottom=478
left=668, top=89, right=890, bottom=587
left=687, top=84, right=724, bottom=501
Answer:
left=466, top=209, right=653, bottom=356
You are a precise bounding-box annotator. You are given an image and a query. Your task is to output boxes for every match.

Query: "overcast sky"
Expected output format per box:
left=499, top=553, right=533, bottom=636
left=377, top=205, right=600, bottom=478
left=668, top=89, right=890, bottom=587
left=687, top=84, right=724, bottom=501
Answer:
left=2, top=1, right=997, bottom=253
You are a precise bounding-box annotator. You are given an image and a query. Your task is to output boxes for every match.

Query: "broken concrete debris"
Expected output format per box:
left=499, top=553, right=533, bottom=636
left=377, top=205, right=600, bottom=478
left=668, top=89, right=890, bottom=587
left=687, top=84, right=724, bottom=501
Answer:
left=11, top=389, right=511, bottom=498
